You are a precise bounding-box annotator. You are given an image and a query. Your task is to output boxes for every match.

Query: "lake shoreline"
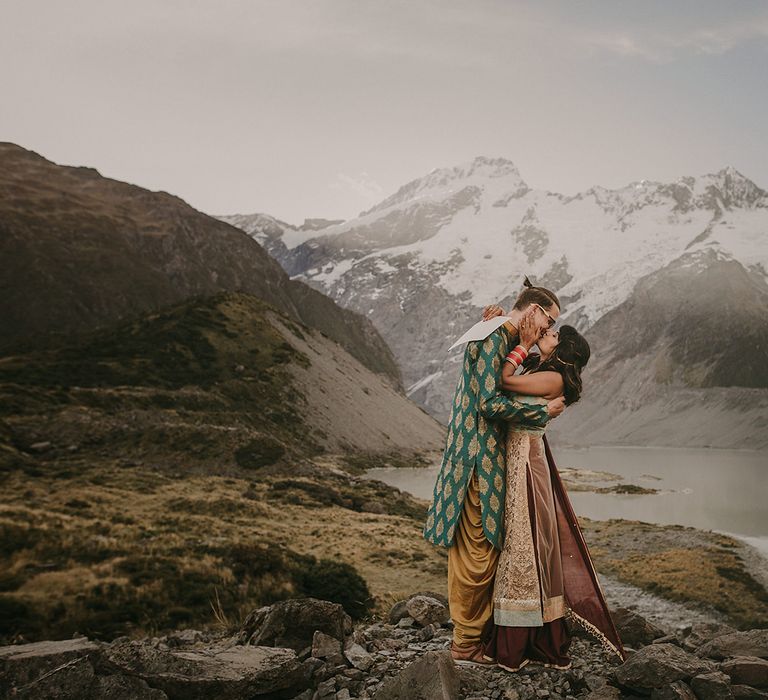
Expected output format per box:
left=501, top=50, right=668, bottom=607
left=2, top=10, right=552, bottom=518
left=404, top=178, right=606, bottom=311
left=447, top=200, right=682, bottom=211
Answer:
left=364, top=448, right=768, bottom=631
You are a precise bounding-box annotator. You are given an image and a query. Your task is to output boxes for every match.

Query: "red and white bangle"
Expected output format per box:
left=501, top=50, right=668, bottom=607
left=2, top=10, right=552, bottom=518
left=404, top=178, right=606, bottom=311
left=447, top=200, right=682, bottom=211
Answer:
left=504, top=344, right=528, bottom=367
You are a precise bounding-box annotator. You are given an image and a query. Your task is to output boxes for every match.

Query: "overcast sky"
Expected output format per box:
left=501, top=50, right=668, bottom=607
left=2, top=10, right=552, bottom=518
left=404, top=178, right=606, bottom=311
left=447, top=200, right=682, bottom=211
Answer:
left=2, top=0, right=767, bottom=225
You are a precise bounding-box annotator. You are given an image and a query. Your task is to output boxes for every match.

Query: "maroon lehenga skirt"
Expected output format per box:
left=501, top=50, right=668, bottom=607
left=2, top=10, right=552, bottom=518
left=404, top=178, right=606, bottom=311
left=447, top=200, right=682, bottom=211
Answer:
left=482, top=431, right=626, bottom=671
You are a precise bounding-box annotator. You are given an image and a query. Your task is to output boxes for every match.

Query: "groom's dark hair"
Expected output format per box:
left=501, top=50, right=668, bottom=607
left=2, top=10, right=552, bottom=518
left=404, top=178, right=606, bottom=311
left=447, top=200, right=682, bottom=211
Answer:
left=512, top=277, right=560, bottom=311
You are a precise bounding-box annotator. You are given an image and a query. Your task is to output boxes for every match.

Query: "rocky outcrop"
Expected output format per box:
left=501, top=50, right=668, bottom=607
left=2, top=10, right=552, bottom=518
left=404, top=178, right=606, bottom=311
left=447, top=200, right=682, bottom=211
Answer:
left=612, top=643, right=717, bottom=690
left=3, top=596, right=768, bottom=699
left=694, top=629, right=768, bottom=661
left=240, top=598, right=352, bottom=653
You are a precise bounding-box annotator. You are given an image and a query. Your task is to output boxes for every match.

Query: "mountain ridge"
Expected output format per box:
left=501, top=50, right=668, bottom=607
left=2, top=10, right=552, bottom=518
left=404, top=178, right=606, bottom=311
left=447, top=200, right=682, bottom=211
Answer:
left=0, top=142, right=402, bottom=389
left=222, top=156, right=768, bottom=447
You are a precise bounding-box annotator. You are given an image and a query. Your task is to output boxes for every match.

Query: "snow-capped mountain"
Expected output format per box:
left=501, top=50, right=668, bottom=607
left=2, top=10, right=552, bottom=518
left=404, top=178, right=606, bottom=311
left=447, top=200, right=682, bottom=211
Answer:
left=221, top=156, right=768, bottom=447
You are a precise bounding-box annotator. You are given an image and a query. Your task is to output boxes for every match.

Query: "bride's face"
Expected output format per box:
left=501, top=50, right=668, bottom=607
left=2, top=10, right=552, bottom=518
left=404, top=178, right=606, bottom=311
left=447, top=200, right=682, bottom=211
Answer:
left=537, top=328, right=559, bottom=359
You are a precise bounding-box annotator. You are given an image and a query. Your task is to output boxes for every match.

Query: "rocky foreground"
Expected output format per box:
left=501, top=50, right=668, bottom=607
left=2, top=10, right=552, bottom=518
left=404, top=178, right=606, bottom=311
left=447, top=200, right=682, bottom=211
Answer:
left=2, top=594, right=768, bottom=700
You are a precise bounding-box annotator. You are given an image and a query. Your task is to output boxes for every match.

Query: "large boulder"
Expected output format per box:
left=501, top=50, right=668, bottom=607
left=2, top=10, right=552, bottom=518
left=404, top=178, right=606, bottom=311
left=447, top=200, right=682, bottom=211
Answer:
left=406, top=596, right=450, bottom=627
left=100, top=639, right=310, bottom=699
left=239, top=598, right=352, bottom=652
left=611, top=607, right=668, bottom=648
left=374, top=650, right=458, bottom=700
left=690, top=671, right=734, bottom=700
left=613, top=643, right=716, bottom=693
left=720, top=657, right=768, bottom=688
left=389, top=592, right=448, bottom=625
left=680, top=622, right=736, bottom=653
left=344, top=642, right=374, bottom=672
left=0, top=637, right=101, bottom=690
left=0, top=638, right=165, bottom=699
left=311, top=631, right=342, bottom=660
left=696, top=630, right=768, bottom=661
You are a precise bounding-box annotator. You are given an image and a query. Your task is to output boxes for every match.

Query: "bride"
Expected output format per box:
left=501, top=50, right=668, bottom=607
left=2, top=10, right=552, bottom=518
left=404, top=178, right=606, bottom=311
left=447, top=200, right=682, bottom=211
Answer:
left=478, top=315, right=627, bottom=671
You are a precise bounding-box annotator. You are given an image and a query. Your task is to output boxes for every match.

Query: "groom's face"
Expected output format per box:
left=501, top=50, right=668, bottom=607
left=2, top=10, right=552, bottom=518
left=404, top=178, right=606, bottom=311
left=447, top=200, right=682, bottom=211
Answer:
left=531, top=302, right=560, bottom=336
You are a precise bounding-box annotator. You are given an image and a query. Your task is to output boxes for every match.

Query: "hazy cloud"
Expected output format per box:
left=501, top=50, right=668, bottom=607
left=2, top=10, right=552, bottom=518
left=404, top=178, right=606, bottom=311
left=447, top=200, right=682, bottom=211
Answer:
left=1, top=0, right=766, bottom=222
left=580, top=17, right=768, bottom=63
left=331, top=172, right=385, bottom=204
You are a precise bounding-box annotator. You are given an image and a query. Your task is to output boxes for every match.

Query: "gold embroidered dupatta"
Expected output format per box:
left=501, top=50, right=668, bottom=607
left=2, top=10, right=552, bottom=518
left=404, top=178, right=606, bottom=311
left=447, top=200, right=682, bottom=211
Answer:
left=491, top=426, right=627, bottom=663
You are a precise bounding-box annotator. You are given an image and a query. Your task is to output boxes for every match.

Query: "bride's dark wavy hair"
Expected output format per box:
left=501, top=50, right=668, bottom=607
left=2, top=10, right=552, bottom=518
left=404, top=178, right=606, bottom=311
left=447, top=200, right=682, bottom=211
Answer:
left=521, top=325, right=590, bottom=405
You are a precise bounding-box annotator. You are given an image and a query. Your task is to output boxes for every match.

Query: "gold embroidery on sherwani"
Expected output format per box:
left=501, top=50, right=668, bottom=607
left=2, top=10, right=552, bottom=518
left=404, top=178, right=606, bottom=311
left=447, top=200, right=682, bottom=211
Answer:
left=492, top=430, right=541, bottom=626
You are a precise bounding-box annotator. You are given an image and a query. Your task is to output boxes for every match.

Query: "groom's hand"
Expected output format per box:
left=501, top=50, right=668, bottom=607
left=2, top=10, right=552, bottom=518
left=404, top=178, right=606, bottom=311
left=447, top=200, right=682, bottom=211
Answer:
left=546, top=396, right=565, bottom=418
left=481, top=303, right=504, bottom=320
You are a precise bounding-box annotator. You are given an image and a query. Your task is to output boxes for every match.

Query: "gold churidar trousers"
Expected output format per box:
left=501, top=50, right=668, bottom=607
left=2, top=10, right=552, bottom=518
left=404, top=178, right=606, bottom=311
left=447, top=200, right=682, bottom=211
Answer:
left=447, top=469, right=500, bottom=647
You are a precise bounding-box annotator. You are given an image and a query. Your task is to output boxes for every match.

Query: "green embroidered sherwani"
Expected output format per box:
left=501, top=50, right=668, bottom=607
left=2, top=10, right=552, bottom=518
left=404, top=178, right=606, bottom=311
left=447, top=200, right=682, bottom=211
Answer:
left=423, top=322, right=550, bottom=550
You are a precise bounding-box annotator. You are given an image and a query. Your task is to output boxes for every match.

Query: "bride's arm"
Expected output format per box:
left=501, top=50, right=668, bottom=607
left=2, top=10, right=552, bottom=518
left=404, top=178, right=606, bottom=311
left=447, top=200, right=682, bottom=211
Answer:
left=501, top=367, right=563, bottom=398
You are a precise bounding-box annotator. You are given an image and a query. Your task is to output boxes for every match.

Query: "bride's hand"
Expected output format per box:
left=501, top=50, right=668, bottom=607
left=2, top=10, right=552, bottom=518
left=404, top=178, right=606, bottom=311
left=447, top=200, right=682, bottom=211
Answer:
left=482, top=303, right=504, bottom=320
left=546, top=396, right=565, bottom=418
left=518, top=307, right=540, bottom=350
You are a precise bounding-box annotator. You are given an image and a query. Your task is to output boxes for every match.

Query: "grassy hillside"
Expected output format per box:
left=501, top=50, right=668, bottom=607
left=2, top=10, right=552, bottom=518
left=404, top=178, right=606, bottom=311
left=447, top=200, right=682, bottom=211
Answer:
left=0, top=292, right=446, bottom=643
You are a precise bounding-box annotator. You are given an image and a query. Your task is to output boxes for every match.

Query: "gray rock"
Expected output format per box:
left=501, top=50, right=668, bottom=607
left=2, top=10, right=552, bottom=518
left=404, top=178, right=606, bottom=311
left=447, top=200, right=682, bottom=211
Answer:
left=680, top=621, right=737, bottom=653
left=650, top=680, right=696, bottom=699
left=0, top=637, right=108, bottom=699
left=313, top=632, right=343, bottom=659
left=388, top=600, right=409, bottom=625
left=690, top=671, right=734, bottom=700
left=240, top=598, right=352, bottom=652
left=374, top=650, right=458, bottom=700
left=696, top=630, right=768, bottom=661
left=406, top=596, right=450, bottom=627
left=732, top=685, right=768, bottom=699
left=613, top=643, right=716, bottom=692
left=610, top=608, right=668, bottom=648
left=344, top=642, right=374, bottom=672
left=397, top=617, right=416, bottom=628
left=315, top=677, right=337, bottom=699
left=419, top=624, right=438, bottom=642
left=410, top=591, right=450, bottom=607
left=101, top=639, right=310, bottom=699
left=720, top=656, right=768, bottom=688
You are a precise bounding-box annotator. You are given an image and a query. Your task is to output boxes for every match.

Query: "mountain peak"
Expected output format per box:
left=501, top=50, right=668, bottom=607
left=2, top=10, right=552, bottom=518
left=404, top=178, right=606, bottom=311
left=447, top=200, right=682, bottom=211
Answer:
left=360, top=155, right=526, bottom=217
left=693, top=166, right=766, bottom=209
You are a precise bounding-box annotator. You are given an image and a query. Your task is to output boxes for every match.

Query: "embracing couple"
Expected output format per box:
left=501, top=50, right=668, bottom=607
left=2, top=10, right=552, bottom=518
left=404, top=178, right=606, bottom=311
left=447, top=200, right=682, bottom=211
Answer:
left=423, top=279, right=627, bottom=672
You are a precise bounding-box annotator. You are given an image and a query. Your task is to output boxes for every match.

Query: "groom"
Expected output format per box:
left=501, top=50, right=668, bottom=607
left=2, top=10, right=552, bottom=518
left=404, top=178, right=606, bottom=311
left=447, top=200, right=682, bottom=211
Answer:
left=423, top=281, right=564, bottom=664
